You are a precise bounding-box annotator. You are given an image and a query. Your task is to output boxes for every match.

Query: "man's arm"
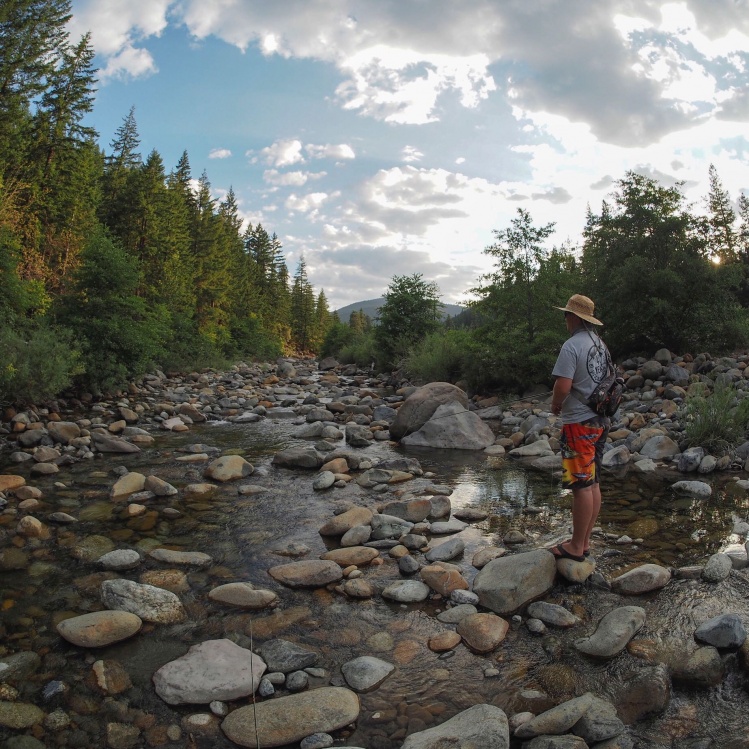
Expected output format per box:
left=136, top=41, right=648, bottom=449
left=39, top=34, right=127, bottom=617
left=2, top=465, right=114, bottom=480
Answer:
left=551, top=376, right=572, bottom=416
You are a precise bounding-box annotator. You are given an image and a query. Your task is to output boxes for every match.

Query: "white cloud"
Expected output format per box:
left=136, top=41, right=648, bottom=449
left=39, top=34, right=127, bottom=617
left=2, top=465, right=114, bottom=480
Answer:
left=305, top=143, right=356, bottom=160
left=70, top=0, right=171, bottom=80
left=209, top=148, right=232, bottom=159
left=260, top=139, right=305, bottom=167
left=285, top=191, right=333, bottom=217
left=401, top=146, right=424, bottom=163
left=264, top=170, right=327, bottom=186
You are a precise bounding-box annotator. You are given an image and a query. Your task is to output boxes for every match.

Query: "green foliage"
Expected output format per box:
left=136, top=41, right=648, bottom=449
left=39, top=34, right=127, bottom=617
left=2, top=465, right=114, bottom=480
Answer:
left=320, top=320, right=356, bottom=358
left=583, top=171, right=748, bottom=354
left=57, top=229, right=169, bottom=393
left=470, top=209, right=582, bottom=389
left=0, top=322, right=81, bottom=406
left=375, top=273, right=442, bottom=369
left=403, top=329, right=473, bottom=384
left=339, top=331, right=379, bottom=368
left=684, top=383, right=749, bottom=455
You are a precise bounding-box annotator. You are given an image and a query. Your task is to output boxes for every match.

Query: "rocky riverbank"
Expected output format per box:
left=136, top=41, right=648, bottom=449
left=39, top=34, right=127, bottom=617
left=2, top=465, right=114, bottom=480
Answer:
left=1, top=353, right=749, bottom=749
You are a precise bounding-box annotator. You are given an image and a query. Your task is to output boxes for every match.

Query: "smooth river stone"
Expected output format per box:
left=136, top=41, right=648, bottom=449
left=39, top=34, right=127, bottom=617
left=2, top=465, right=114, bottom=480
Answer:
left=611, top=564, right=671, bottom=594
left=318, top=507, right=373, bottom=536
left=208, top=583, right=278, bottom=610
left=153, top=639, right=266, bottom=704
left=456, top=612, right=509, bottom=653
left=575, top=606, right=646, bottom=657
left=204, top=455, right=254, bottom=482
left=268, top=560, right=343, bottom=588
left=401, top=704, right=509, bottom=749
left=515, top=693, right=594, bottom=739
left=0, top=701, right=45, bottom=729
left=381, top=580, right=430, bottom=603
left=56, top=610, right=142, bottom=647
left=101, top=579, right=186, bottom=624
left=0, top=475, right=26, bottom=493
left=221, top=687, right=359, bottom=748
left=148, top=549, right=213, bottom=567
left=341, top=656, right=395, bottom=692
left=320, top=546, right=379, bottom=567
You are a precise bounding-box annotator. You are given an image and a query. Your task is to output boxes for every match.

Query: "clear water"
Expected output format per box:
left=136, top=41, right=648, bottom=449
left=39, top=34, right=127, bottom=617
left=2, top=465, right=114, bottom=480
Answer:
left=1, top=416, right=749, bottom=748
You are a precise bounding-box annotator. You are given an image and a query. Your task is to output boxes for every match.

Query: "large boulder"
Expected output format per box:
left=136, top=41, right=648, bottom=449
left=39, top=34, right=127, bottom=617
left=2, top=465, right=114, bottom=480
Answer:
left=472, top=549, right=556, bottom=615
left=389, top=382, right=469, bottom=441
left=401, top=401, right=495, bottom=450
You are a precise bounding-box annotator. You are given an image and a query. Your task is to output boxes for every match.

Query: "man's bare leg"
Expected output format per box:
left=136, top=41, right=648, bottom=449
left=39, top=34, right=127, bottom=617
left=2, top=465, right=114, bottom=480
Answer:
left=556, top=485, right=599, bottom=558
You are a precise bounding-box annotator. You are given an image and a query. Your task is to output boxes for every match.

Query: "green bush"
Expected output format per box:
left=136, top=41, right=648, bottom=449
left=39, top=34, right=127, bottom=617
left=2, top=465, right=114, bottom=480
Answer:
left=403, top=329, right=472, bottom=384
left=338, top=331, right=380, bottom=368
left=684, top=382, right=749, bottom=455
left=0, top=323, right=82, bottom=407
left=320, top=321, right=356, bottom=359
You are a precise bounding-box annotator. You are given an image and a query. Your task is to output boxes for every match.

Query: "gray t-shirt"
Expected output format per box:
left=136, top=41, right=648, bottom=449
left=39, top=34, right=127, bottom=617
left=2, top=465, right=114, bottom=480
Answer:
left=552, top=328, right=609, bottom=424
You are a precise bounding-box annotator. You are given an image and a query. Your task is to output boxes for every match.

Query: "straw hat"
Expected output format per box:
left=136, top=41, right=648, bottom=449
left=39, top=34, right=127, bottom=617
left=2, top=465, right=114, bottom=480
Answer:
left=554, top=294, right=603, bottom=325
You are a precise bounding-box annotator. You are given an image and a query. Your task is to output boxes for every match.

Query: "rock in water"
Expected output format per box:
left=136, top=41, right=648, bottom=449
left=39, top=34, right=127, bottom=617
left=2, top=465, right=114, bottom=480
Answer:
left=401, top=703, right=509, bottom=749
left=401, top=401, right=495, bottom=450
left=221, top=687, right=359, bottom=748
left=153, top=639, right=266, bottom=704
left=56, top=610, right=142, bottom=647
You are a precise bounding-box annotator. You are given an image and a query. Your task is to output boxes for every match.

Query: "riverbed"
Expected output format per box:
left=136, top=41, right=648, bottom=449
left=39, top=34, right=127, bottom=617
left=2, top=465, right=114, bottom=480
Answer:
left=2, top=405, right=749, bottom=748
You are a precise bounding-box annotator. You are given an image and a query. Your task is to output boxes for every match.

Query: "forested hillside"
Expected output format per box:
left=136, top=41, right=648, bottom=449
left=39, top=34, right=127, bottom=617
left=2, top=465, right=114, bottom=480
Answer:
left=0, top=0, right=333, bottom=404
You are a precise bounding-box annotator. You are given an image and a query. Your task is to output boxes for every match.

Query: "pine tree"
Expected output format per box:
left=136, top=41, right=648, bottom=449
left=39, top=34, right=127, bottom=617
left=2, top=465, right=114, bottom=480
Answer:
left=290, top=256, right=316, bottom=351
left=0, top=0, right=72, bottom=171
left=705, top=164, right=738, bottom=263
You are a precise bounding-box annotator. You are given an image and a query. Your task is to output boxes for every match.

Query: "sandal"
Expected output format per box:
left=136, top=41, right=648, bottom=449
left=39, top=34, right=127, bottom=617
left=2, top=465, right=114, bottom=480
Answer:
left=550, top=543, right=585, bottom=563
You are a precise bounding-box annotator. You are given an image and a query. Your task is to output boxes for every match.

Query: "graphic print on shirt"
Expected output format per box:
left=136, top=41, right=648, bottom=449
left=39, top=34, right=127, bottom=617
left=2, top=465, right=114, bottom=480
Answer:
left=586, top=340, right=608, bottom=384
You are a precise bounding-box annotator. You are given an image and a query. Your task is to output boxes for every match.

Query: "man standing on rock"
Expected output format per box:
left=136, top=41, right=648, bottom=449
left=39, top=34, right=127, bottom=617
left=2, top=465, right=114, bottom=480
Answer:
left=549, top=294, right=611, bottom=562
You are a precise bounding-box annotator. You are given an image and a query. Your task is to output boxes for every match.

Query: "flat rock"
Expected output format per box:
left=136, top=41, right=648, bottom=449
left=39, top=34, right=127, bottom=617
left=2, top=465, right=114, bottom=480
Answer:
left=320, top=546, right=379, bottom=567
left=268, top=560, right=342, bottom=588
left=221, top=687, right=359, bottom=749
left=148, top=549, right=213, bottom=567
left=100, top=579, right=186, bottom=624
left=319, top=507, right=373, bottom=536
left=429, top=518, right=468, bottom=535
left=57, top=610, right=142, bottom=647
left=611, top=564, right=671, bottom=594
left=671, top=480, right=712, bottom=498
left=381, top=580, right=430, bottom=603
left=425, top=537, right=465, bottom=562
left=153, top=639, right=267, bottom=704
left=208, top=583, right=279, bottom=610
left=575, top=606, right=646, bottom=657
left=341, top=656, right=394, bottom=692
left=402, top=703, right=509, bottom=749
left=91, top=432, right=140, bottom=453
left=98, top=549, right=142, bottom=571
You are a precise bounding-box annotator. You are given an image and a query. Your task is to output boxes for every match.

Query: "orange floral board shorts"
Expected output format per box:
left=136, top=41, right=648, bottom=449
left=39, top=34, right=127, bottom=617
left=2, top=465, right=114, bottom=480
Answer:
left=560, top=417, right=610, bottom=489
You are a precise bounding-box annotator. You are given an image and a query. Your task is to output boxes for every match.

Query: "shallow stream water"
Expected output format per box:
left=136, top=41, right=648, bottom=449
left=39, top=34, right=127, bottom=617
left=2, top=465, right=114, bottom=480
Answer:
left=2, top=414, right=749, bottom=748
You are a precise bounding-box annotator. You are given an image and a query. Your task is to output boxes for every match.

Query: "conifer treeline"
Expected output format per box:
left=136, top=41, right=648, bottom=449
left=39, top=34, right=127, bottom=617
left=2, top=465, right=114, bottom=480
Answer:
left=0, top=0, right=333, bottom=402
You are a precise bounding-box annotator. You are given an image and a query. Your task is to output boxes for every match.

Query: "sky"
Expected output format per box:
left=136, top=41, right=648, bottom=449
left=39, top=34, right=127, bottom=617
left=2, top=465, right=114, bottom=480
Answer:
left=69, top=0, right=749, bottom=310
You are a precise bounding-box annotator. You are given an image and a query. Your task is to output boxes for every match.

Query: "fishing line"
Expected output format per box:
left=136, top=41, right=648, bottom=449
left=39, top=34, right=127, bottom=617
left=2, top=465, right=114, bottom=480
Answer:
left=248, top=617, right=261, bottom=749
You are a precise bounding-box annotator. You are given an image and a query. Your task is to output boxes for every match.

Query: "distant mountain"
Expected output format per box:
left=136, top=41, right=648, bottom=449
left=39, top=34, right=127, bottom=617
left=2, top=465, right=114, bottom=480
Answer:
left=335, top=297, right=464, bottom=322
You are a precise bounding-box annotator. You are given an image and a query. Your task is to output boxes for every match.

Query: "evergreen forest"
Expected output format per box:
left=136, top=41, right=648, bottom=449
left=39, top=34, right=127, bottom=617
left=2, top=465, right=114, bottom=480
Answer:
left=2, top=0, right=749, bottom=407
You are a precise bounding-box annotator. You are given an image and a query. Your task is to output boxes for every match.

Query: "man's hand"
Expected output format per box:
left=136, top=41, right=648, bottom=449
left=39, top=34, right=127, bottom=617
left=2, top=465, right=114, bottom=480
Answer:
left=552, top=376, right=573, bottom=415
